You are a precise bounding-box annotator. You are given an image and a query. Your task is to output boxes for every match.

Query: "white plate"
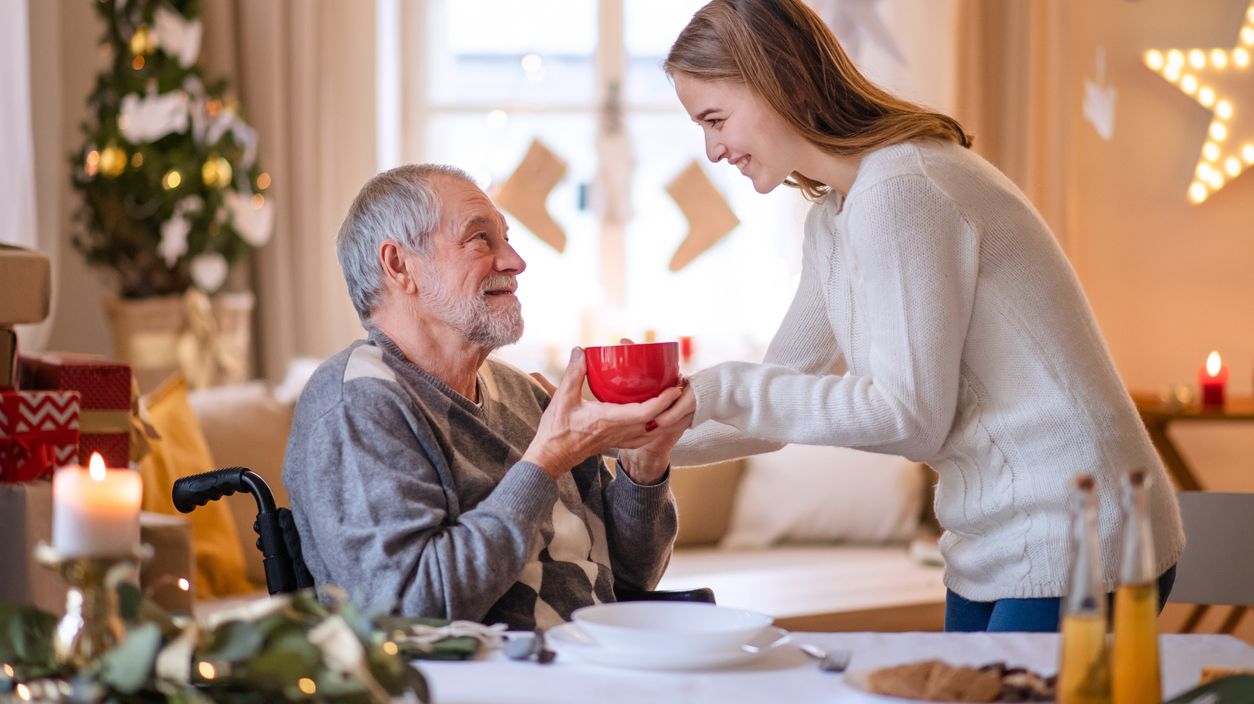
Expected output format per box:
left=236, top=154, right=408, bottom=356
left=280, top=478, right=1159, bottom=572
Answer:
left=572, top=601, right=773, bottom=654
left=546, top=623, right=790, bottom=671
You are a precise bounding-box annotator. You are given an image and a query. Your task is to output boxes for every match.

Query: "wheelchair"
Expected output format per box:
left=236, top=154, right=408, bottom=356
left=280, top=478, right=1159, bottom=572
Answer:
left=172, top=467, right=714, bottom=604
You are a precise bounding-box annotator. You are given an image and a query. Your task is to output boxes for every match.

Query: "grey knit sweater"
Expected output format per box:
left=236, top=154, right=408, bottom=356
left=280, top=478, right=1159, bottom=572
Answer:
left=282, top=330, right=677, bottom=630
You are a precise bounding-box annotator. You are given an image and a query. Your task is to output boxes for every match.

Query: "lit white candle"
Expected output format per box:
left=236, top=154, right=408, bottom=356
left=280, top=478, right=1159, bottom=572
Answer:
left=52, top=452, right=142, bottom=557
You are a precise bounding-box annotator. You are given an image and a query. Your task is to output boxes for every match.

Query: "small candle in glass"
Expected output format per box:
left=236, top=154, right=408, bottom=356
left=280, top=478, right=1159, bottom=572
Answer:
left=1197, top=350, right=1228, bottom=408
left=52, top=452, right=142, bottom=557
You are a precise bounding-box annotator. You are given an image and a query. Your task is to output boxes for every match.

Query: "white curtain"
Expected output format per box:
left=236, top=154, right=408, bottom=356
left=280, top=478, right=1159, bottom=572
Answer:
left=0, top=0, right=53, bottom=351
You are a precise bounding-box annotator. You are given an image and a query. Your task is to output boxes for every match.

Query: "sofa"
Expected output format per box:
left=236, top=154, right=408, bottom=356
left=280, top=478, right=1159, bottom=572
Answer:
left=180, top=380, right=946, bottom=631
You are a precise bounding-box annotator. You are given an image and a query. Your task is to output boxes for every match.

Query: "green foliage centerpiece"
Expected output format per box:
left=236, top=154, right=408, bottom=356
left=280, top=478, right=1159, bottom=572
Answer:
left=0, top=588, right=449, bottom=703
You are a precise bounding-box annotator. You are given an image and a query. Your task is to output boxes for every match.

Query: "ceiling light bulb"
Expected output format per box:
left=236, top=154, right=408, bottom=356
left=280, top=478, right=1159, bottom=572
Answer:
left=1243, top=144, right=1254, bottom=163
left=1242, top=26, right=1254, bottom=45
left=1181, top=75, right=1198, bottom=94
left=1164, top=64, right=1182, bottom=81
left=1167, top=49, right=1185, bottom=67
left=1235, top=48, right=1251, bottom=67
left=1145, top=50, right=1165, bottom=70
left=1204, top=142, right=1221, bottom=161
left=1225, top=156, right=1242, bottom=176
left=1211, top=48, right=1229, bottom=68
left=1217, top=100, right=1233, bottom=119
left=1189, top=49, right=1206, bottom=68
left=1210, top=122, right=1228, bottom=141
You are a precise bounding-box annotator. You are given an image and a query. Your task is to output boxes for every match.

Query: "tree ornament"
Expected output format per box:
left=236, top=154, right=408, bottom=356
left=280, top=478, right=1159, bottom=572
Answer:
left=98, top=146, right=128, bottom=178
left=200, top=156, right=232, bottom=189
left=128, top=23, right=154, bottom=56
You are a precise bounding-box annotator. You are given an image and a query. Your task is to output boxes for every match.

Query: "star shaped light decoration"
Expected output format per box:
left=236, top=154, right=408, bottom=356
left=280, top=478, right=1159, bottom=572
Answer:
left=1143, top=1, right=1254, bottom=204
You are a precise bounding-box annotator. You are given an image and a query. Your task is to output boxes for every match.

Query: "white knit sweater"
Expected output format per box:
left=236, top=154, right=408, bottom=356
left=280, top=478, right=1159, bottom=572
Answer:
left=672, top=140, right=1184, bottom=601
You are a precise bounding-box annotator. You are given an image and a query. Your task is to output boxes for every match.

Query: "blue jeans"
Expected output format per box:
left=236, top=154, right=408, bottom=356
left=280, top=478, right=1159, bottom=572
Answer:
left=944, top=565, right=1177, bottom=632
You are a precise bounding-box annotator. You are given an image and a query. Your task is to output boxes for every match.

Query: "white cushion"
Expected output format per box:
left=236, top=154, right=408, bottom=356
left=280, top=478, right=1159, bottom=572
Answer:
left=720, top=444, right=923, bottom=549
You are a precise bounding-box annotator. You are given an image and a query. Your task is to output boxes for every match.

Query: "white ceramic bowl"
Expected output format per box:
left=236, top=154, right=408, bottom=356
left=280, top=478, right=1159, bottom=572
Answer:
left=571, top=602, right=773, bottom=654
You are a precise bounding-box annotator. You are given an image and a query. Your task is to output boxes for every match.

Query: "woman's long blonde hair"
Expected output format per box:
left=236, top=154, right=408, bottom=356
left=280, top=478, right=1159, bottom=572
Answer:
left=665, top=0, right=972, bottom=199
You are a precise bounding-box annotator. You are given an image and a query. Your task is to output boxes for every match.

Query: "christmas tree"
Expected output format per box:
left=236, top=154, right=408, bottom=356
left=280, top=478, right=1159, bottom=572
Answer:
left=71, top=0, right=273, bottom=299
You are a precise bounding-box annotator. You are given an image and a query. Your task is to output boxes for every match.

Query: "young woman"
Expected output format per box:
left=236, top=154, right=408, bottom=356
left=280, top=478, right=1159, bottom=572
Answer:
left=658, top=0, right=1183, bottom=632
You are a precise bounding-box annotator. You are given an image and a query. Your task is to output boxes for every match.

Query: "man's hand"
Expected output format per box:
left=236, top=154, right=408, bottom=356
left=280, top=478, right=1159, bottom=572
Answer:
left=522, top=348, right=683, bottom=479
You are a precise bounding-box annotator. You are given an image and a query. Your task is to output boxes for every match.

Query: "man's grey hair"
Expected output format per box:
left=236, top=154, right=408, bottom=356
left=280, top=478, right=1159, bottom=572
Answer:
left=335, top=163, right=475, bottom=323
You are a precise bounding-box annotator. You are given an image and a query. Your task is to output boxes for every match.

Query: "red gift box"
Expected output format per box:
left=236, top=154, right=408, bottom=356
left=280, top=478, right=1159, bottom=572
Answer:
left=0, top=389, right=80, bottom=482
left=20, top=353, right=131, bottom=467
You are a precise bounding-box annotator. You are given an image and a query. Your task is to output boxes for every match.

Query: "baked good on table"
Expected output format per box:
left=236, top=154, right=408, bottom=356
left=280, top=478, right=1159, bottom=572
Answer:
left=844, top=659, right=1055, bottom=702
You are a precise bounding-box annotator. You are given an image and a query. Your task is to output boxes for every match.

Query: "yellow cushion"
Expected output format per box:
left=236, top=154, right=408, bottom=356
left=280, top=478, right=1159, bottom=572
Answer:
left=138, top=374, right=256, bottom=597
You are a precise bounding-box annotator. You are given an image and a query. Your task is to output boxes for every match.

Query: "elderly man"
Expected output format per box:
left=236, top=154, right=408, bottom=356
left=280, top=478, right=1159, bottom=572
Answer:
left=283, top=164, right=689, bottom=631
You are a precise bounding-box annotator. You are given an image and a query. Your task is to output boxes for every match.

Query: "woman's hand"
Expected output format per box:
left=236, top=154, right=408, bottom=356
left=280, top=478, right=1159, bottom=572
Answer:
left=651, top=381, right=697, bottom=431
left=522, top=348, right=683, bottom=479
left=617, top=408, right=694, bottom=484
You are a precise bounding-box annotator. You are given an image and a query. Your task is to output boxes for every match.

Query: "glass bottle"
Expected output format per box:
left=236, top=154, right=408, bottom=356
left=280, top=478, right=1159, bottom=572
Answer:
left=1112, top=468, right=1161, bottom=704
left=1058, top=473, right=1112, bottom=704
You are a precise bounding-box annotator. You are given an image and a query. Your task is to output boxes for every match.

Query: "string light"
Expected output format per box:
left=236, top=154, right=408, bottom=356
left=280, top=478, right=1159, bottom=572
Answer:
left=256, top=172, right=272, bottom=189
left=177, top=578, right=190, bottom=591
left=198, top=662, right=216, bottom=680
left=130, top=152, right=144, bottom=168
left=251, top=193, right=266, bottom=208
left=298, top=678, right=317, bottom=695
left=163, top=169, right=182, bottom=190
left=382, top=641, right=399, bottom=655
left=132, top=55, right=145, bottom=71
left=1145, top=3, right=1254, bottom=203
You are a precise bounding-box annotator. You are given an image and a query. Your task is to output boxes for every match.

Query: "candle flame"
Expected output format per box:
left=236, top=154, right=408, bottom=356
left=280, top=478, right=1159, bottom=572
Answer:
left=88, top=453, right=107, bottom=480
left=1206, top=351, right=1222, bottom=376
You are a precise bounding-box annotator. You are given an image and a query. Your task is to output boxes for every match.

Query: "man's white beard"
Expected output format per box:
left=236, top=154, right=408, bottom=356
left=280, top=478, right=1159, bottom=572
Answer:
left=421, top=273, right=523, bottom=350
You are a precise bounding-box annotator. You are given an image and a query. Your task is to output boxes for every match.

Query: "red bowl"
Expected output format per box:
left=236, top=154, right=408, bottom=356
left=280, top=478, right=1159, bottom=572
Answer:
left=584, top=342, right=680, bottom=404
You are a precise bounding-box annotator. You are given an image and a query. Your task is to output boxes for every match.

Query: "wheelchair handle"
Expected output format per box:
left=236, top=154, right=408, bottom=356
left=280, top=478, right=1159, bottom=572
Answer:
left=172, top=467, right=279, bottom=515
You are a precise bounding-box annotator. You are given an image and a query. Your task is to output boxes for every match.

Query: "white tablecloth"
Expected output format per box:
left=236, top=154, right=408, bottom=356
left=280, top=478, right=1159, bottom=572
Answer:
left=418, top=632, right=1254, bottom=703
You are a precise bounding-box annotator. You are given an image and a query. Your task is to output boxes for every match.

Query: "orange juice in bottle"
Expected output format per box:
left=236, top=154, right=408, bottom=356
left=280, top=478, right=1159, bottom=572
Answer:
left=1057, top=474, right=1111, bottom=704
left=1112, top=469, right=1161, bottom=704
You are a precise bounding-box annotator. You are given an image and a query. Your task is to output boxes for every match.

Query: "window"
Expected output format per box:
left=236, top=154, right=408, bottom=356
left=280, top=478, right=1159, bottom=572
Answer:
left=401, top=0, right=808, bottom=375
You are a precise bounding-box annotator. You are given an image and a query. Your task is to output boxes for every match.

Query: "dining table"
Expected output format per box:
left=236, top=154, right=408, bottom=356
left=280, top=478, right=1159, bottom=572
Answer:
left=418, top=630, right=1254, bottom=703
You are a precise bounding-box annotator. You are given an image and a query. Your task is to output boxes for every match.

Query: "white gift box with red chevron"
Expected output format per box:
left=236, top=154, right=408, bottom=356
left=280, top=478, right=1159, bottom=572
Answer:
left=0, top=389, right=81, bottom=483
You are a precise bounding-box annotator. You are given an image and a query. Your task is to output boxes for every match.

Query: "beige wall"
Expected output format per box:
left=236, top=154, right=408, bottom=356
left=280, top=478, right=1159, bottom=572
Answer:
left=29, top=0, right=112, bottom=358
left=1063, top=0, right=1254, bottom=491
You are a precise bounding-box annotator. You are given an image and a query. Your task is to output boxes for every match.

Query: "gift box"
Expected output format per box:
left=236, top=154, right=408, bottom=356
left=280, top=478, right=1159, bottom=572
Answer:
left=0, top=480, right=67, bottom=613
left=21, top=353, right=132, bottom=468
left=0, top=389, right=81, bottom=483
left=0, top=245, right=52, bottom=325
left=1, top=326, right=16, bottom=390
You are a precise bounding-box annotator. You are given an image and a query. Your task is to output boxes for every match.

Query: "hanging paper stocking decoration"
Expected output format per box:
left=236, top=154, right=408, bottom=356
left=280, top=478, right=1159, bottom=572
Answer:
left=1083, top=47, right=1117, bottom=141
left=666, top=161, right=740, bottom=272
left=493, top=139, right=568, bottom=253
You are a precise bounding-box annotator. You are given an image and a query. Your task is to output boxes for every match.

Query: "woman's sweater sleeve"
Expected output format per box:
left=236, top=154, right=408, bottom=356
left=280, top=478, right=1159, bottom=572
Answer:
left=685, top=176, right=978, bottom=460
left=670, top=213, right=844, bottom=466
